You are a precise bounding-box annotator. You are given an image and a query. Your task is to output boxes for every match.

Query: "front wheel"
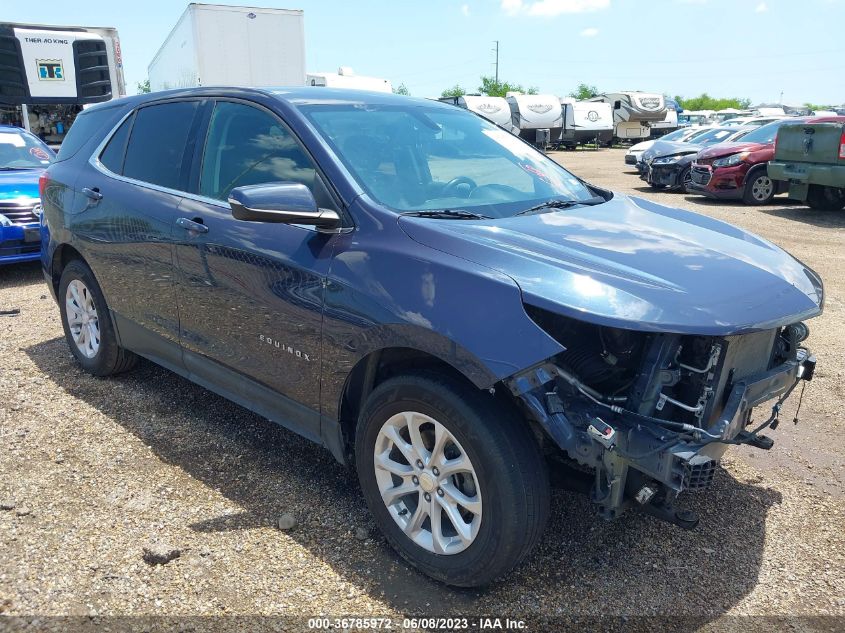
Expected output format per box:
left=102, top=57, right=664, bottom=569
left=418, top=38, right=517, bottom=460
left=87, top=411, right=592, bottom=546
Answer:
left=355, top=374, right=549, bottom=587
left=806, top=185, right=845, bottom=211
left=58, top=259, right=137, bottom=376
left=677, top=166, right=692, bottom=192
left=743, top=169, right=776, bottom=205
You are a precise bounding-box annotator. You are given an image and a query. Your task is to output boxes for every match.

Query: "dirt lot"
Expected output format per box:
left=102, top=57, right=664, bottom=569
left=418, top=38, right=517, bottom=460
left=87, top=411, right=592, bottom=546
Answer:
left=1, top=148, right=843, bottom=631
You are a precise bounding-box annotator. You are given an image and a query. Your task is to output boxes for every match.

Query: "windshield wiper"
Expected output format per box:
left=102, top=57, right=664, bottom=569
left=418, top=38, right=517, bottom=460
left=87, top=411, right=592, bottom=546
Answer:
left=401, top=209, right=492, bottom=220
left=514, top=196, right=605, bottom=217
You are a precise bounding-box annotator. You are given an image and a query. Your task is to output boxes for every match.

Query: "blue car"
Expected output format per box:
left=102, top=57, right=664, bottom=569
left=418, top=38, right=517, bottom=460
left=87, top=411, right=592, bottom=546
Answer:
left=0, top=125, right=54, bottom=265
left=40, top=88, right=819, bottom=586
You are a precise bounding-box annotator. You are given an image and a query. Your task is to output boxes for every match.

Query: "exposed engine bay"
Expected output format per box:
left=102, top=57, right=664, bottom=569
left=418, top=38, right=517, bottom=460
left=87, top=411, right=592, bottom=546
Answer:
left=508, top=307, right=816, bottom=529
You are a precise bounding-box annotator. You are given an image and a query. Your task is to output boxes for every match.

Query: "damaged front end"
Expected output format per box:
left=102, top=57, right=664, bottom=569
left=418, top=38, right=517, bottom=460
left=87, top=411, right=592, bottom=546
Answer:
left=507, top=308, right=816, bottom=529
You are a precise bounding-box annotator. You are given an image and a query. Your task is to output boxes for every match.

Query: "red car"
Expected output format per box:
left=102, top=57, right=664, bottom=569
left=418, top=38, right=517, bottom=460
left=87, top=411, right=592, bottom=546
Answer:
left=688, top=116, right=845, bottom=205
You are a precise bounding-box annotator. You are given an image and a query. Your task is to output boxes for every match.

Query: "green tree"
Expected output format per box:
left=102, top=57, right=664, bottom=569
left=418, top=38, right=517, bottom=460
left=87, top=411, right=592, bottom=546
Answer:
left=441, top=84, right=466, bottom=98
left=804, top=102, right=833, bottom=112
left=136, top=78, right=151, bottom=94
left=478, top=75, right=538, bottom=97
left=393, top=83, right=411, bottom=96
left=569, top=82, right=599, bottom=100
left=675, top=93, right=751, bottom=111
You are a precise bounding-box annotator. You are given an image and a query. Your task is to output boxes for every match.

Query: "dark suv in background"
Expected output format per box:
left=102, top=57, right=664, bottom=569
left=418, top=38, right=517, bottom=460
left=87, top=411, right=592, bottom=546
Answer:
left=41, top=88, right=819, bottom=587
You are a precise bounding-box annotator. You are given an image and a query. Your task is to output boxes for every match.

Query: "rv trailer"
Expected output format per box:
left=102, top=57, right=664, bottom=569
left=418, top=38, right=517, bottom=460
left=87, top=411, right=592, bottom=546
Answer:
left=558, top=98, right=613, bottom=148
left=588, top=91, right=666, bottom=142
left=440, top=95, right=514, bottom=130
left=506, top=92, right=563, bottom=149
left=649, top=97, right=680, bottom=138
left=307, top=67, right=392, bottom=93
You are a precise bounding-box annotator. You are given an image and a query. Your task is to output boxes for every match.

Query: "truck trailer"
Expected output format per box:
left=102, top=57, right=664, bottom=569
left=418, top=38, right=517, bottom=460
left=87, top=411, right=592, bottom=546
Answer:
left=148, top=3, right=305, bottom=91
left=0, top=21, right=124, bottom=145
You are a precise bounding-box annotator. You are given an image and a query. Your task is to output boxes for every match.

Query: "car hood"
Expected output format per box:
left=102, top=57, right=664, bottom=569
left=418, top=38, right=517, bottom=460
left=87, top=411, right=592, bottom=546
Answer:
left=398, top=194, right=822, bottom=335
left=643, top=140, right=697, bottom=161
left=0, top=169, right=41, bottom=203
left=627, top=140, right=654, bottom=154
left=697, top=141, right=770, bottom=160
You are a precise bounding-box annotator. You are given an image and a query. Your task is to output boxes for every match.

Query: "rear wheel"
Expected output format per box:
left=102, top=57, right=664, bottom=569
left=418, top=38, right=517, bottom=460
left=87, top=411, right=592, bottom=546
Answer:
left=806, top=185, right=845, bottom=211
left=58, top=259, right=137, bottom=376
left=355, top=374, right=549, bottom=587
left=742, top=168, right=776, bottom=205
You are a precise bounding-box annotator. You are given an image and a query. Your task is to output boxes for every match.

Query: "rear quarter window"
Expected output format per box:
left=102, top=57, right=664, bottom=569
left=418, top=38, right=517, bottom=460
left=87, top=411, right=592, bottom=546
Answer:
left=55, top=104, right=126, bottom=162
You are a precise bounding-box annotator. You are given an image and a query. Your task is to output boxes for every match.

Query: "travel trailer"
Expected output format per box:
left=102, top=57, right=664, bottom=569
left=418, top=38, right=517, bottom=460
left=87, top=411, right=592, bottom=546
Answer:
left=0, top=21, right=125, bottom=145
left=588, top=91, right=667, bottom=142
left=558, top=98, right=613, bottom=148
left=439, top=95, right=513, bottom=130
left=149, top=4, right=306, bottom=91
left=649, top=97, right=680, bottom=138
left=307, top=67, right=392, bottom=93
left=506, top=92, right=563, bottom=148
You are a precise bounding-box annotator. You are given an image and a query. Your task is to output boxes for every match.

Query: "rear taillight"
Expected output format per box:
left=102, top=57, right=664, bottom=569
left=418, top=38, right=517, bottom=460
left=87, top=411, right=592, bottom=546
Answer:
left=839, top=129, right=845, bottom=160
left=38, top=172, right=48, bottom=199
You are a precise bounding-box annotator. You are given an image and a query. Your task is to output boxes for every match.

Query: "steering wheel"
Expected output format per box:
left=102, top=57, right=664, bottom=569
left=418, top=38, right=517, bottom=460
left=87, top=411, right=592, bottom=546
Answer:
left=441, top=176, right=477, bottom=198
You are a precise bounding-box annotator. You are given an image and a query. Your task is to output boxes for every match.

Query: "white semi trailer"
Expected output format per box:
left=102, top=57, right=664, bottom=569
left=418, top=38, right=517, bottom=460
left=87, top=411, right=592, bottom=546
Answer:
left=506, top=93, right=563, bottom=149
left=0, top=21, right=125, bottom=144
left=558, top=98, right=613, bottom=148
left=148, top=4, right=306, bottom=91
left=588, top=91, right=667, bottom=143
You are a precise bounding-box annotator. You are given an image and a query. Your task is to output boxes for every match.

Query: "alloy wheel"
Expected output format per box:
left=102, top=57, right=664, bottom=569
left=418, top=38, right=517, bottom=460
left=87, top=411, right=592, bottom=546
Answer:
left=750, top=175, right=774, bottom=201
left=373, top=411, right=482, bottom=555
left=65, top=279, right=100, bottom=359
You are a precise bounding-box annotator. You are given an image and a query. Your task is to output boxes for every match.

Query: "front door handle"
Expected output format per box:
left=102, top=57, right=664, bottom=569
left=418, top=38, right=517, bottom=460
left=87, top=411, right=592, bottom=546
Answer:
left=176, top=217, right=209, bottom=233
left=82, top=187, right=103, bottom=201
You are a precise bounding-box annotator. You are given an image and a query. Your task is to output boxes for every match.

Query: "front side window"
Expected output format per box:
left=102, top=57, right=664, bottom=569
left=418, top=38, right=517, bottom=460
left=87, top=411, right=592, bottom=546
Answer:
left=199, top=101, right=317, bottom=201
left=0, top=128, right=54, bottom=170
left=301, top=103, right=596, bottom=218
left=122, top=101, right=199, bottom=190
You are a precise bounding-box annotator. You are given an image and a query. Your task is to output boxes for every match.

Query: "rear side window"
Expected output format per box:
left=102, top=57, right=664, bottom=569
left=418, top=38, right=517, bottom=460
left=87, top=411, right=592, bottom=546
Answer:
left=123, top=101, right=199, bottom=190
left=99, top=114, right=133, bottom=174
left=55, top=104, right=125, bottom=162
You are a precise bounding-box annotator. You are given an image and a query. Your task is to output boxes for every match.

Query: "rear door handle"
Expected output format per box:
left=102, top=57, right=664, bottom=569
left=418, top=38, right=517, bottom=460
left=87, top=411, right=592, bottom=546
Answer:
left=82, top=187, right=103, bottom=201
left=176, top=216, right=209, bottom=233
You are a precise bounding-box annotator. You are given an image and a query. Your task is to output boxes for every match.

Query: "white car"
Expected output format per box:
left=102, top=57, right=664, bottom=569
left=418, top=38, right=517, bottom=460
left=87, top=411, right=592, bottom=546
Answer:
left=721, top=115, right=788, bottom=127
left=624, top=126, right=713, bottom=170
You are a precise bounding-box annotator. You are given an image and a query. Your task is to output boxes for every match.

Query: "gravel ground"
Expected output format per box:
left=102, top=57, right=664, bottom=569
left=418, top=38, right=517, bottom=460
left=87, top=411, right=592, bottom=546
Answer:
left=1, top=148, right=843, bottom=631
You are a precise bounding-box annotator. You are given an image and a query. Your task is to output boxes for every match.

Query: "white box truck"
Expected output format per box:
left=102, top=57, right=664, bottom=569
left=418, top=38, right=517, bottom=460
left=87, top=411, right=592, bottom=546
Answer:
left=0, top=22, right=125, bottom=144
left=148, top=3, right=306, bottom=91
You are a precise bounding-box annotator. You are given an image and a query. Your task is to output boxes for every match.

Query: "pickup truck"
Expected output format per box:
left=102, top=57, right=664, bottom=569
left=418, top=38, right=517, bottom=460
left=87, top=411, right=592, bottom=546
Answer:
left=768, top=119, right=845, bottom=210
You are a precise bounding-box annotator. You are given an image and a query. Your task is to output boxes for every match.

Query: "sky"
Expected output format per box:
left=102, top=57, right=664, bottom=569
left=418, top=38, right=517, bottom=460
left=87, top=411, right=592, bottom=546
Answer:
left=5, top=0, right=845, bottom=105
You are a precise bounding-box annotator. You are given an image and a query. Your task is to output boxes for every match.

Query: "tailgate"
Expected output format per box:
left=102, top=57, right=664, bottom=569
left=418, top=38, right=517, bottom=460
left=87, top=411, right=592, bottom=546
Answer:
left=774, top=122, right=844, bottom=165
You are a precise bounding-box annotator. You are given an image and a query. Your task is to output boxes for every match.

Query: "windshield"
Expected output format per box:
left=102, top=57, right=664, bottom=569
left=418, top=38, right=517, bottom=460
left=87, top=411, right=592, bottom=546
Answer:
left=736, top=119, right=793, bottom=144
left=692, top=128, right=736, bottom=145
left=301, top=103, right=597, bottom=217
left=661, top=128, right=690, bottom=142
left=0, top=129, right=54, bottom=169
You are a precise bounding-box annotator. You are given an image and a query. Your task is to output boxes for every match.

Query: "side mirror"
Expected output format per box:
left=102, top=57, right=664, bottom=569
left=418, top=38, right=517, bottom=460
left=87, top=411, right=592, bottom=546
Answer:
left=228, top=183, right=341, bottom=230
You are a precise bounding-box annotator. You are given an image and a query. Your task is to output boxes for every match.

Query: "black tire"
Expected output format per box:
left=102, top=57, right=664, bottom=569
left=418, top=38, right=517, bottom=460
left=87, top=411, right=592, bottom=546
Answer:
left=58, top=259, right=137, bottom=376
left=742, top=168, right=776, bottom=205
left=355, top=373, right=549, bottom=587
left=806, top=185, right=845, bottom=211
left=676, top=166, right=692, bottom=192
left=649, top=182, right=667, bottom=189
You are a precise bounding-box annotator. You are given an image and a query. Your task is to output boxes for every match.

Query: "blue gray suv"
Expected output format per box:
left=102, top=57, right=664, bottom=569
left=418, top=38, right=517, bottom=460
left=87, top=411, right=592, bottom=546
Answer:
left=40, top=88, right=820, bottom=587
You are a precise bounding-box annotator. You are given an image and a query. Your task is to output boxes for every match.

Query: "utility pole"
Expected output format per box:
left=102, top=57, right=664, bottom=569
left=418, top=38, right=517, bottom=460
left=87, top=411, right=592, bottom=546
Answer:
left=493, top=40, right=499, bottom=84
